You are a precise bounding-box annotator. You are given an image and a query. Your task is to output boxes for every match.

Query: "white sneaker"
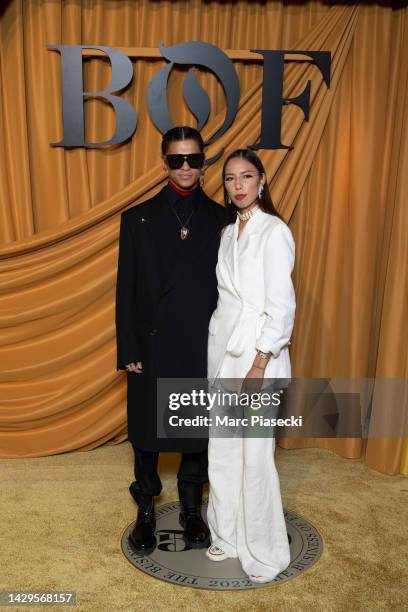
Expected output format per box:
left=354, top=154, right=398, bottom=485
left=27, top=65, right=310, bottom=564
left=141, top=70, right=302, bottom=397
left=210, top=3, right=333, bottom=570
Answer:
left=206, top=544, right=228, bottom=561
left=249, top=575, right=274, bottom=584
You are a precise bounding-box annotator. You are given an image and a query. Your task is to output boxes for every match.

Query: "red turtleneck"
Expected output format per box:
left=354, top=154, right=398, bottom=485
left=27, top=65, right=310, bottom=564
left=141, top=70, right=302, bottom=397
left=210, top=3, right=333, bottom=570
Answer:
left=168, top=179, right=199, bottom=197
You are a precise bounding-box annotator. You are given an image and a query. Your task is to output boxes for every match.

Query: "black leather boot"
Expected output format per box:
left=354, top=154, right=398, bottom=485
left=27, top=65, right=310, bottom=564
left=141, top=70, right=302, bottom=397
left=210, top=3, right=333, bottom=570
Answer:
left=178, top=482, right=210, bottom=549
left=129, top=485, right=156, bottom=555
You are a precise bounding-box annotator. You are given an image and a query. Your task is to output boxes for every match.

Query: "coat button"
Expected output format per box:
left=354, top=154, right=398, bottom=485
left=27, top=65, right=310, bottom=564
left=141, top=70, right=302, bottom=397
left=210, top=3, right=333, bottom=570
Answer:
left=149, top=329, right=157, bottom=336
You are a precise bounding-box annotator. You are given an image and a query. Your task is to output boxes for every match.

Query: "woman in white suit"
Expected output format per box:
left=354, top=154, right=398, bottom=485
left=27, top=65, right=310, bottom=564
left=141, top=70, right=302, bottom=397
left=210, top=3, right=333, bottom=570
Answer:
left=206, top=149, right=295, bottom=583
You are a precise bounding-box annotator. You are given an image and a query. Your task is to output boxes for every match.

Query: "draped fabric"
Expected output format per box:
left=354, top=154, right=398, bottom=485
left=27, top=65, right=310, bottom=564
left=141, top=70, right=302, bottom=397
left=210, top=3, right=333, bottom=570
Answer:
left=0, top=1, right=406, bottom=474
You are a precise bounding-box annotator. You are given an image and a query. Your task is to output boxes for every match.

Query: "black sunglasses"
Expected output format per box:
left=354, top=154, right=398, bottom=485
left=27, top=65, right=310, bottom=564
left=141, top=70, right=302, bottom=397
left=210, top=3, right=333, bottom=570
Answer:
left=165, top=153, right=205, bottom=169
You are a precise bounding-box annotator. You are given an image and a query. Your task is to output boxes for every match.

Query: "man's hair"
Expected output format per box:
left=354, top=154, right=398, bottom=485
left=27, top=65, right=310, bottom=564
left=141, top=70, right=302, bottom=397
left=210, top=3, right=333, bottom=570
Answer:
left=161, top=126, right=204, bottom=155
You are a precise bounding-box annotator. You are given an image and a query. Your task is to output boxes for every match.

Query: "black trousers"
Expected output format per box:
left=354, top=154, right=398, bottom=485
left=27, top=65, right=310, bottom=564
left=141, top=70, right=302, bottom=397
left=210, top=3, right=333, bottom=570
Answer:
left=130, top=444, right=208, bottom=507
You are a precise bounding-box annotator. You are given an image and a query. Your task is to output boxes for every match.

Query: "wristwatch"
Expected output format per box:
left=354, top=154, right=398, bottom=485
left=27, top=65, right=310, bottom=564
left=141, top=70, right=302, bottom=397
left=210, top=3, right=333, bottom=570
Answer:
left=256, top=349, right=272, bottom=360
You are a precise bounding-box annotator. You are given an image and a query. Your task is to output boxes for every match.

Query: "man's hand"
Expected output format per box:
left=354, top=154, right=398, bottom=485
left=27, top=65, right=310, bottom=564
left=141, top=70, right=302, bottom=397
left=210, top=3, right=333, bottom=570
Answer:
left=126, top=361, right=143, bottom=373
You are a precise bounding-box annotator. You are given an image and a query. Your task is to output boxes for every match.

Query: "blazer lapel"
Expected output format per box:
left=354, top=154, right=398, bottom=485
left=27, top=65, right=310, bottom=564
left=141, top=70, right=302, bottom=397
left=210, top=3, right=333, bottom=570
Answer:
left=236, top=208, right=265, bottom=263
left=224, top=209, right=266, bottom=298
left=223, top=219, right=241, bottom=298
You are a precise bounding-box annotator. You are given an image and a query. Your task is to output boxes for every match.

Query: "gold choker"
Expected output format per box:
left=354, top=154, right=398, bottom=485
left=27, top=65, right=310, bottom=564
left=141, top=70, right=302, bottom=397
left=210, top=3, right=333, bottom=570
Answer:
left=237, top=205, right=260, bottom=222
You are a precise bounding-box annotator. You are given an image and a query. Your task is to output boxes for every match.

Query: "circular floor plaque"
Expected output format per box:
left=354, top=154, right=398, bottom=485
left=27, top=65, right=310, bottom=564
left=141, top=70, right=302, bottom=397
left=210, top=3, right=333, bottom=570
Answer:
left=121, top=501, right=323, bottom=590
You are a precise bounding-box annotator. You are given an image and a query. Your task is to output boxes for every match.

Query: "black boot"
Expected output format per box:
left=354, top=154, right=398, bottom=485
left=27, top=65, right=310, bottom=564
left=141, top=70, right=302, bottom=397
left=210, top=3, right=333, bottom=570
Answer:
left=178, top=482, right=210, bottom=549
left=129, top=484, right=156, bottom=555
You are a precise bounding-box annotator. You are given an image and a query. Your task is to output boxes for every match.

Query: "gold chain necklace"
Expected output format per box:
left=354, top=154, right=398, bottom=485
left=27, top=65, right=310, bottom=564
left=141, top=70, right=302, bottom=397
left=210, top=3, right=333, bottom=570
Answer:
left=237, top=204, right=260, bottom=222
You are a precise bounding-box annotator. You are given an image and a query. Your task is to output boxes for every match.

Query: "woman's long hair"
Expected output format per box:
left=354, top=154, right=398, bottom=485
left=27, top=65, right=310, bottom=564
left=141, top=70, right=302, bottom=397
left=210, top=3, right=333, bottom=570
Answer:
left=222, top=148, right=282, bottom=224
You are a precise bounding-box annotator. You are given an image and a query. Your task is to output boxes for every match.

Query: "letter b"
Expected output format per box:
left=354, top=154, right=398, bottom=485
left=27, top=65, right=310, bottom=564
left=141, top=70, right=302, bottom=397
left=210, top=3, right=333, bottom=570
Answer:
left=49, top=45, right=137, bottom=147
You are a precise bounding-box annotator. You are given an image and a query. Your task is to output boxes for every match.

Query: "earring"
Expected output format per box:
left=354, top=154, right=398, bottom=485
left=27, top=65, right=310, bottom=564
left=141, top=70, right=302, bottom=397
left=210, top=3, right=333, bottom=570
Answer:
left=258, top=185, right=264, bottom=198
left=228, top=196, right=232, bottom=205
left=200, top=170, right=205, bottom=187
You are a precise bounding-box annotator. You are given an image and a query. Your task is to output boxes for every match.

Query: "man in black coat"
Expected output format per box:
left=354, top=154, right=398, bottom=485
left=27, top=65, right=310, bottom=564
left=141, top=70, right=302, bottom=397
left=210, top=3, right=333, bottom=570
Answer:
left=115, top=126, right=225, bottom=554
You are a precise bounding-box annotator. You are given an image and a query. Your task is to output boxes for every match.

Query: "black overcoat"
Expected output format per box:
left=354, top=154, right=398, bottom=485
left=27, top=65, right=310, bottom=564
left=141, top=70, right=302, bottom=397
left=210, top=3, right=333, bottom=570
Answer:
left=115, top=185, right=225, bottom=452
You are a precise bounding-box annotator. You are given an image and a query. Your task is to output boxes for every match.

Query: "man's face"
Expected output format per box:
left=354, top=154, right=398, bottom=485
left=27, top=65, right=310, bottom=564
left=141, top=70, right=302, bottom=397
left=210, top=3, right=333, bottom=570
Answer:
left=162, top=139, right=203, bottom=190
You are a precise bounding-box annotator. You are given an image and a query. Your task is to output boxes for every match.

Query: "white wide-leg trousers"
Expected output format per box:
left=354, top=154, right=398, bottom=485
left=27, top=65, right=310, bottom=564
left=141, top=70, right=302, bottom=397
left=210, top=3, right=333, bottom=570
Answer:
left=207, top=435, right=291, bottom=580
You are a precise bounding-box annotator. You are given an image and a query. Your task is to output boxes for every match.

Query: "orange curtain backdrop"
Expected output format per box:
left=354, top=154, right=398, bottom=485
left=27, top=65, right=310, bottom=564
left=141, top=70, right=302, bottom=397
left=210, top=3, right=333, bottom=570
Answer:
left=0, top=1, right=406, bottom=473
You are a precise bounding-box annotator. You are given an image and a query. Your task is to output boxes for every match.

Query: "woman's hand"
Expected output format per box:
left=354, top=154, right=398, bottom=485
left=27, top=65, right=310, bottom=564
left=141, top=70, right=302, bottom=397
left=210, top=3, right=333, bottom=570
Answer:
left=241, top=365, right=265, bottom=394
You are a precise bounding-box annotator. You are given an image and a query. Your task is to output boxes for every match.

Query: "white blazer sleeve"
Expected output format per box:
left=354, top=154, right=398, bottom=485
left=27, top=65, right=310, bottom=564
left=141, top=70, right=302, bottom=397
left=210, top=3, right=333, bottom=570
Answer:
left=255, top=222, right=296, bottom=358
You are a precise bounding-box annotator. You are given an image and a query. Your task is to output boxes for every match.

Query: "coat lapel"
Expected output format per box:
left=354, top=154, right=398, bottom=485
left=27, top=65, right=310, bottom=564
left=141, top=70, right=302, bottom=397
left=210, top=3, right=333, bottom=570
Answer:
left=135, top=190, right=168, bottom=300
left=139, top=186, right=218, bottom=298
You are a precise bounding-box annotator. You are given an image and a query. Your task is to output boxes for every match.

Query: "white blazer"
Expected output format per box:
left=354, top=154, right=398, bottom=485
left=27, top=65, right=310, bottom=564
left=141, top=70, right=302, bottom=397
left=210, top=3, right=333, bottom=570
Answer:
left=208, top=209, right=296, bottom=381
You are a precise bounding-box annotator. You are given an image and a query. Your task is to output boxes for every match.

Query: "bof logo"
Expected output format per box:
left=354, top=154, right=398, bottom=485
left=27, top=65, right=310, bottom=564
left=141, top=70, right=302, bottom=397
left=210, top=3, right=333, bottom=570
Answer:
left=49, top=40, right=331, bottom=160
left=156, top=529, right=192, bottom=553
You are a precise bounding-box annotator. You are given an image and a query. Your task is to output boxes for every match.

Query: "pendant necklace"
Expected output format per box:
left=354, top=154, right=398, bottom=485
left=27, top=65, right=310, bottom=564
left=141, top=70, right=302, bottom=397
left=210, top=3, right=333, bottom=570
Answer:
left=170, top=205, right=196, bottom=240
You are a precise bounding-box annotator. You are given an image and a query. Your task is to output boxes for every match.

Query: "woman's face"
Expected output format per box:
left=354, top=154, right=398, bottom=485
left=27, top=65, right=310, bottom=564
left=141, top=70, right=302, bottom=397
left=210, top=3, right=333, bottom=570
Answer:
left=224, top=157, right=265, bottom=211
